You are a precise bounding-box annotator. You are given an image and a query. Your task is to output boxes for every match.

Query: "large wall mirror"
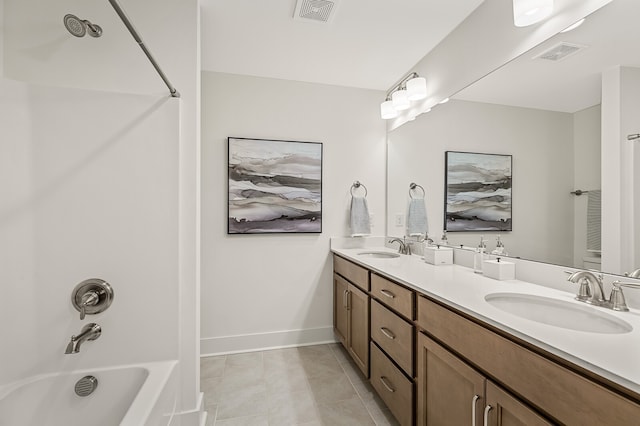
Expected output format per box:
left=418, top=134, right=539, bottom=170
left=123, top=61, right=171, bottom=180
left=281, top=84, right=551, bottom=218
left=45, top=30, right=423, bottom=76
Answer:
left=387, top=0, right=640, bottom=276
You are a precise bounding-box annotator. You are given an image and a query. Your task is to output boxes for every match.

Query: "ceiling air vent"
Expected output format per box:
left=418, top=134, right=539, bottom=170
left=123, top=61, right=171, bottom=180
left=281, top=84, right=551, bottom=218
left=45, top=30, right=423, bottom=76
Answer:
left=534, top=42, right=588, bottom=62
left=293, top=0, right=339, bottom=24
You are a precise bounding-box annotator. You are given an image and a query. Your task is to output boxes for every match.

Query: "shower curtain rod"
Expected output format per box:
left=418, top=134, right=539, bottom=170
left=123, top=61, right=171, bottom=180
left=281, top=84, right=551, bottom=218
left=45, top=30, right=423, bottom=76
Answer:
left=107, top=0, right=180, bottom=98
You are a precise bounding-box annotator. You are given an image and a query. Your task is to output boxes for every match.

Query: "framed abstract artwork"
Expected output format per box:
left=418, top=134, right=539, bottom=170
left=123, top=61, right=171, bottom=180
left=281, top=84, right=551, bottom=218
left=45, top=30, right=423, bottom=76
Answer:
left=228, top=137, right=323, bottom=234
left=444, top=151, right=512, bottom=232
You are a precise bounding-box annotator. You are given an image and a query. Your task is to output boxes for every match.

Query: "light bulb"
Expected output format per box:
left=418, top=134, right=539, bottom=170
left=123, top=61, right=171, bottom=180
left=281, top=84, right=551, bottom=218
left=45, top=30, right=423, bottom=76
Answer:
left=513, top=0, right=553, bottom=27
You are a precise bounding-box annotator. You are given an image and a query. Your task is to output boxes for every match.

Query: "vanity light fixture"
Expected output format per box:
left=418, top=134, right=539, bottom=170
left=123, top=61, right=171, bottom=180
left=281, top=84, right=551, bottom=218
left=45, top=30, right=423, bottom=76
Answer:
left=513, top=0, right=553, bottom=27
left=406, top=76, right=427, bottom=100
left=380, top=72, right=427, bottom=119
left=392, top=89, right=410, bottom=111
left=380, top=98, right=398, bottom=119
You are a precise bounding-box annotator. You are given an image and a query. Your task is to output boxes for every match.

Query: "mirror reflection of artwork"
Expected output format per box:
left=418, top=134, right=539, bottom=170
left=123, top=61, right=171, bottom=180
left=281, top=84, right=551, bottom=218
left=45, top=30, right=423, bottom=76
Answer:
left=228, top=137, right=323, bottom=234
left=444, top=151, right=512, bottom=232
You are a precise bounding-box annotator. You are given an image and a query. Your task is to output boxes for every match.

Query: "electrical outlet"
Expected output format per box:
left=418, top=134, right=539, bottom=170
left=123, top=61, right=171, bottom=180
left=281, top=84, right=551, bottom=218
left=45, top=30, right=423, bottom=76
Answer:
left=395, top=214, right=404, bottom=227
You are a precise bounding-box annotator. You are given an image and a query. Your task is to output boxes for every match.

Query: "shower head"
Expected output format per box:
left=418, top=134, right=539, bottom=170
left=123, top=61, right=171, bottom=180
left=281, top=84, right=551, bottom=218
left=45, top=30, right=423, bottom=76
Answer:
left=63, top=14, right=102, bottom=38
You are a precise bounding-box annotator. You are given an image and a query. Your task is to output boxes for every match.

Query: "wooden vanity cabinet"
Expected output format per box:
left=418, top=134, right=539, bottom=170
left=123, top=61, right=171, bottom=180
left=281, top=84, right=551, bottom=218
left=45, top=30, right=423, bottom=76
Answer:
left=333, top=255, right=370, bottom=376
left=417, top=332, right=551, bottom=426
left=417, top=295, right=640, bottom=425
left=485, top=381, right=552, bottom=426
left=334, top=253, right=640, bottom=425
left=417, top=332, right=484, bottom=425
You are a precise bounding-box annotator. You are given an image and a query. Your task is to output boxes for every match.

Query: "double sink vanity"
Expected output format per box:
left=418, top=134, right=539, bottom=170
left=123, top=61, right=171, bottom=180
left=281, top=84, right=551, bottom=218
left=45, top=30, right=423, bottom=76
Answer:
left=331, top=239, right=640, bottom=425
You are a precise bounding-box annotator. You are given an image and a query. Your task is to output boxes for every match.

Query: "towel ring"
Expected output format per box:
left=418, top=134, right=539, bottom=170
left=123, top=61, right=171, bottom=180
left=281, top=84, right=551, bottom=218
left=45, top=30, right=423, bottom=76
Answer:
left=409, top=182, right=425, bottom=199
left=351, top=181, right=368, bottom=197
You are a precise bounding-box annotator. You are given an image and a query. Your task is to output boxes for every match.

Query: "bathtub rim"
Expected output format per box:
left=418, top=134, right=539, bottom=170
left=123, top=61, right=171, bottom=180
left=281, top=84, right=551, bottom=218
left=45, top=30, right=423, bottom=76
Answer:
left=0, top=359, right=178, bottom=425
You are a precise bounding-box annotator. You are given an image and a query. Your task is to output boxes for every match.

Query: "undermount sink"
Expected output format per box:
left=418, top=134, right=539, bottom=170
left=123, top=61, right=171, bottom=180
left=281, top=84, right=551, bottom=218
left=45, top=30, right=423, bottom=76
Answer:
left=357, top=251, right=400, bottom=259
left=485, top=293, right=633, bottom=334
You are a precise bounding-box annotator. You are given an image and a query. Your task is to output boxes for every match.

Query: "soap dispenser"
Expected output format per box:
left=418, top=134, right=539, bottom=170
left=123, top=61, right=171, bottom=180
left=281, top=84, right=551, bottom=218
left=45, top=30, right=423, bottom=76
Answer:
left=473, top=236, right=487, bottom=274
left=422, top=233, right=433, bottom=257
left=491, top=235, right=507, bottom=256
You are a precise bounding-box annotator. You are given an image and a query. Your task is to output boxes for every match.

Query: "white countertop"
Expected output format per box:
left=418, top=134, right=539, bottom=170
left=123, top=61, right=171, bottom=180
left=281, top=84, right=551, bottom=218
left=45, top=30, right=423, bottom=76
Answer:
left=332, top=246, right=640, bottom=397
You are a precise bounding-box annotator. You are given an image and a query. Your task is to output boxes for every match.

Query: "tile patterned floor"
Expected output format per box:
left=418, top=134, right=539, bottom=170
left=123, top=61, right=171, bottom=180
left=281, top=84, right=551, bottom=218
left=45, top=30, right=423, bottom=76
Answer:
left=201, top=343, right=400, bottom=426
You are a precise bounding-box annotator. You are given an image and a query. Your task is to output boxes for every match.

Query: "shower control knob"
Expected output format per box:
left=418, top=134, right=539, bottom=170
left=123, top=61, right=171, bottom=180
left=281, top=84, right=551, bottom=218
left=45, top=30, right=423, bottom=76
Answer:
left=72, top=279, right=114, bottom=320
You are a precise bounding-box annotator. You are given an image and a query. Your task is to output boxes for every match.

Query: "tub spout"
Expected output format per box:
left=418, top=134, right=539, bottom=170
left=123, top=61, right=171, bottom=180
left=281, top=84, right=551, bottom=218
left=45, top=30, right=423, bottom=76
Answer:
left=65, top=323, right=101, bottom=354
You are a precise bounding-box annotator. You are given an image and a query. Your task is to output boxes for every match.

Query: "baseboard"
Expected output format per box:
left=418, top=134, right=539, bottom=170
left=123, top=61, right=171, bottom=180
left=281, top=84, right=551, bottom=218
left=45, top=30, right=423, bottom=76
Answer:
left=200, top=326, right=337, bottom=356
left=172, top=391, right=204, bottom=426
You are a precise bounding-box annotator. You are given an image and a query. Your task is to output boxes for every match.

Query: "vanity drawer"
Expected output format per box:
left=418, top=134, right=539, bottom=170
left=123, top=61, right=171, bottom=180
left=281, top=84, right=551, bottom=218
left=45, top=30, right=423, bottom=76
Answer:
left=371, top=299, right=413, bottom=376
left=370, top=342, right=413, bottom=426
left=333, top=255, right=369, bottom=291
left=371, top=273, right=414, bottom=319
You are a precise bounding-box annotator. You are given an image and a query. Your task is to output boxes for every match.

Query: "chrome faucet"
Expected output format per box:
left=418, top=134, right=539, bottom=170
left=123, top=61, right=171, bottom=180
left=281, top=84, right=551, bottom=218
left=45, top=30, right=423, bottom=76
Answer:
left=567, top=271, right=606, bottom=306
left=389, top=237, right=412, bottom=255
left=610, top=281, right=640, bottom=311
left=626, top=268, right=640, bottom=279
left=65, top=323, right=101, bottom=354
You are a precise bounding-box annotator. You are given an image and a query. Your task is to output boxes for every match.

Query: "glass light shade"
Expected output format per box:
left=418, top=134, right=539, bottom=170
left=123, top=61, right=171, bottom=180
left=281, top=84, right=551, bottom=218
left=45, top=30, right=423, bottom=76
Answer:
left=406, top=77, right=427, bottom=101
left=513, top=0, right=553, bottom=27
left=380, top=100, right=398, bottom=119
left=392, top=90, right=410, bottom=111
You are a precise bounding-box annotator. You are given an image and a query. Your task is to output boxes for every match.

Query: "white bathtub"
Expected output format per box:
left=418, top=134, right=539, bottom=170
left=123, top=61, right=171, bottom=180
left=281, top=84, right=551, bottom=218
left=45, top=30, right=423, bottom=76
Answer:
left=0, top=361, right=177, bottom=426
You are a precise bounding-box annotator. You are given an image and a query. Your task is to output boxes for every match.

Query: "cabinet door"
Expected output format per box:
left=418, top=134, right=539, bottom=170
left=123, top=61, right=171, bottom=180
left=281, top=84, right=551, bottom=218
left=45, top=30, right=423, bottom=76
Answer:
left=417, top=333, right=484, bottom=426
left=485, top=381, right=552, bottom=426
left=333, top=274, right=348, bottom=346
left=348, top=283, right=370, bottom=376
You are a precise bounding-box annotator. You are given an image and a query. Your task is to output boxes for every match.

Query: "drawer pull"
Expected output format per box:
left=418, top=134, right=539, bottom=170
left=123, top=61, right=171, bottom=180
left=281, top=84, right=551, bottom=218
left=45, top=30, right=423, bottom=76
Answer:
left=346, top=290, right=351, bottom=311
left=379, top=376, right=396, bottom=393
left=380, top=289, right=396, bottom=299
left=343, top=289, right=348, bottom=309
left=380, top=327, right=396, bottom=340
left=471, top=394, right=480, bottom=426
left=483, top=405, right=492, bottom=426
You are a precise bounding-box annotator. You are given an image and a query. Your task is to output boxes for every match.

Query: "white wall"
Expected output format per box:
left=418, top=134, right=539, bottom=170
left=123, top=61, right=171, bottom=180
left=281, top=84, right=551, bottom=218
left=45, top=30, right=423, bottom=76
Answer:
left=572, top=105, right=601, bottom=267
left=387, top=99, right=575, bottom=266
left=201, top=71, right=386, bottom=354
left=0, top=79, right=180, bottom=385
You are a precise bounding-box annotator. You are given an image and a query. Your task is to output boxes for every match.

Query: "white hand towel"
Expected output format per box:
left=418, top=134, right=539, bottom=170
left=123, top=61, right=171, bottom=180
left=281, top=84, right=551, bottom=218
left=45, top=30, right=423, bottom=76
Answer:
left=407, top=198, right=428, bottom=237
left=350, top=196, right=371, bottom=237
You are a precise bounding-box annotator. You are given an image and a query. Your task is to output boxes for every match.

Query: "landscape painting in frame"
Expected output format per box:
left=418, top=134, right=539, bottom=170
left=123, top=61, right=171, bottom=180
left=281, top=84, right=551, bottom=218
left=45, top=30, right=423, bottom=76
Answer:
left=444, top=151, right=512, bottom=232
left=228, top=137, right=323, bottom=234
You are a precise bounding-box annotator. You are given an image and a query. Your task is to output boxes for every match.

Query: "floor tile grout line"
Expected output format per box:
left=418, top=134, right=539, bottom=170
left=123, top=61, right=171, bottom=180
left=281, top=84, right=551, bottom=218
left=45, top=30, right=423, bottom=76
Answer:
left=206, top=343, right=391, bottom=426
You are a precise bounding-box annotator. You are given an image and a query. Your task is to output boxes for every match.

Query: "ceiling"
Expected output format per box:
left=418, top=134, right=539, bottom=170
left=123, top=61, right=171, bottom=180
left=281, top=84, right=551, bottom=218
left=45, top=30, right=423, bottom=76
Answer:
left=455, top=0, right=640, bottom=113
left=200, top=0, right=484, bottom=91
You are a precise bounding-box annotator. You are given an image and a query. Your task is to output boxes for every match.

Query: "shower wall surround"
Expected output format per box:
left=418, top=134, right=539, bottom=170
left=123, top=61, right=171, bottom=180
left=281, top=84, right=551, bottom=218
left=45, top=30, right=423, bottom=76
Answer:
left=1, top=0, right=202, bottom=422
left=0, top=80, right=180, bottom=386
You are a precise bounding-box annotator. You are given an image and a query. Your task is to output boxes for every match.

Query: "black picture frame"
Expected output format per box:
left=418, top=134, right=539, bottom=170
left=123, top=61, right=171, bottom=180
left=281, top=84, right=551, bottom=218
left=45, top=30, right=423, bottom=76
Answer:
left=228, top=137, right=323, bottom=234
left=444, top=151, right=512, bottom=232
